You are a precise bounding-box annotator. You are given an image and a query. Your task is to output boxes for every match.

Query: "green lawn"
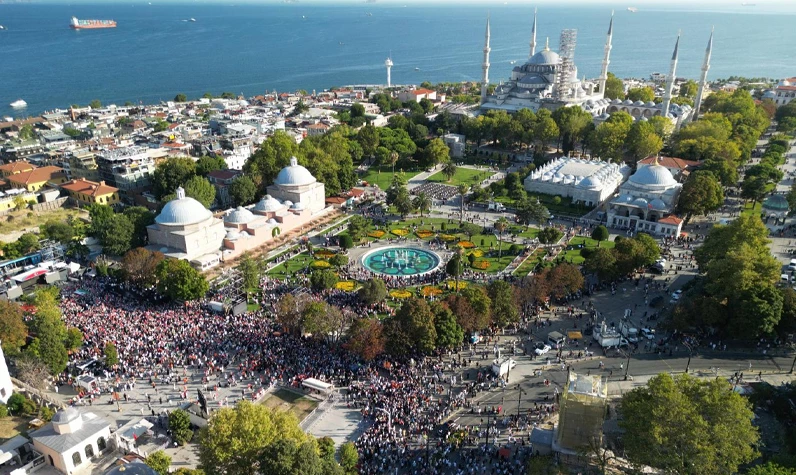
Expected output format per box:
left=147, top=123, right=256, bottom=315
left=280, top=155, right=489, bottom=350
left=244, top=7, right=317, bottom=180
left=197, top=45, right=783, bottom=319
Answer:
left=359, top=166, right=422, bottom=190
left=492, top=192, right=591, bottom=217
left=557, top=236, right=615, bottom=265
left=513, top=248, right=548, bottom=276
left=266, top=252, right=315, bottom=277
left=259, top=389, right=319, bottom=422
left=741, top=201, right=763, bottom=218
left=426, top=167, right=491, bottom=187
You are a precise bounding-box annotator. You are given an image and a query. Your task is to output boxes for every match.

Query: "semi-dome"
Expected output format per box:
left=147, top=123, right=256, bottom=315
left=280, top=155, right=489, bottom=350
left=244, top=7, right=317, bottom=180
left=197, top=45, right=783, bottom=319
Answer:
left=155, top=187, right=213, bottom=226
left=254, top=195, right=283, bottom=212
left=52, top=407, right=81, bottom=425
left=628, top=165, right=677, bottom=188
left=225, top=206, right=255, bottom=224
left=763, top=194, right=790, bottom=212
left=274, top=157, right=316, bottom=187
left=632, top=197, right=649, bottom=208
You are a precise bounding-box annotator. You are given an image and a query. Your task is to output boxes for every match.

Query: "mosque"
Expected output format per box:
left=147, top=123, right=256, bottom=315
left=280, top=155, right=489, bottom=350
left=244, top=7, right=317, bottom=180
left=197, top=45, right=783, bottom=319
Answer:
left=478, top=10, right=710, bottom=127
left=148, top=157, right=327, bottom=269
left=523, top=156, right=630, bottom=207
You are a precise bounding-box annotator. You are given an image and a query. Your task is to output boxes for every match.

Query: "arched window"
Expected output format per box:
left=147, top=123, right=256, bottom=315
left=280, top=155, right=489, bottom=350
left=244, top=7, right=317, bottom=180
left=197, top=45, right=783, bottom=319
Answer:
left=85, top=444, right=94, bottom=459
left=72, top=452, right=82, bottom=467
left=48, top=455, right=54, bottom=466
left=97, top=437, right=107, bottom=451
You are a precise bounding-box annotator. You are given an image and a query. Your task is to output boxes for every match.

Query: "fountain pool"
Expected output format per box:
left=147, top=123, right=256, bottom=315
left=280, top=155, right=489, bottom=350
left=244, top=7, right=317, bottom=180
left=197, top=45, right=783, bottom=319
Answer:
left=361, top=247, right=441, bottom=277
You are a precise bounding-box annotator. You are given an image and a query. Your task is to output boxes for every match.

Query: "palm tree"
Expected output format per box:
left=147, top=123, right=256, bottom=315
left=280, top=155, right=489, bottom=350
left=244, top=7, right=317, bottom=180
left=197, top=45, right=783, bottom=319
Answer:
left=413, top=192, right=431, bottom=217
left=389, top=151, right=399, bottom=176
left=457, top=184, right=469, bottom=225
left=442, top=161, right=457, bottom=182
left=494, top=217, right=509, bottom=259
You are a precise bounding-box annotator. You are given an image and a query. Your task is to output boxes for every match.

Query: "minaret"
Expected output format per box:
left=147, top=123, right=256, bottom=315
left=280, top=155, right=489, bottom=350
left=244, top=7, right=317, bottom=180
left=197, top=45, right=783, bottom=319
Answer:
left=529, top=8, right=537, bottom=57
left=598, top=11, right=614, bottom=98
left=693, top=28, right=713, bottom=119
left=481, top=15, right=491, bottom=103
left=662, top=32, right=680, bottom=118
left=385, top=55, right=394, bottom=88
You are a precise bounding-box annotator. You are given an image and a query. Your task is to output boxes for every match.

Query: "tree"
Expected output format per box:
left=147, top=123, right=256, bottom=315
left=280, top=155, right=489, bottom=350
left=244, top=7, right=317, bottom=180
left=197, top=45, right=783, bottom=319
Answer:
left=338, top=234, right=354, bottom=250
left=183, top=175, right=216, bottom=208
left=196, top=156, right=227, bottom=176
left=89, top=99, right=102, bottom=109
left=14, top=354, right=51, bottom=393
left=0, top=300, right=28, bottom=354
left=174, top=93, right=188, bottom=103
left=338, top=442, right=359, bottom=475
left=433, top=303, right=464, bottom=350
left=258, top=439, right=329, bottom=475
left=421, top=138, right=450, bottom=168
left=16, top=232, right=40, bottom=255
left=122, top=248, right=165, bottom=288
left=533, top=109, right=559, bottom=152
left=626, top=120, right=664, bottom=160
left=198, top=400, right=309, bottom=475
left=552, top=105, right=593, bottom=153
left=41, top=220, right=74, bottom=244
left=103, top=342, right=119, bottom=367
left=584, top=247, right=618, bottom=281
left=602, top=72, right=624, bottom=100
left=170, top=408, right=194, bottom=445
left=229, top=175, right=258, bottom=207
left=358, top=278, right=387, bottom=305
left=591, top=225, right=609, bottom=247
left=88, top=203, right=115, bottom=237
left=619, top=373, right=758, bottom=475
left=494, top=217, right=509, bottom=259
left=309, top=269, right=338, bottom=291
left=677, top=171, right=724, bottom=219
left=26, top=290, right=68, bottom=375
left=413, top=192, right=431, bottom=217
left=446, top=250, right=464, bottom=292
left=590, top=116, right=631, bottom=162
left=487, top=280, right=518, bottom=327
left=64, top=327, right=83, bottom=352
left=384, top=298, right=437, bottom=356
left=393, top=188, right=415, bottom=218
left=745, top=463, right=796, bottom=475
left=155, top=258, right=209, bottom=301
left=357, top=124, right=380, bottom=157
left=445, top=286, right=491, bottom=333
left=146, top=450, right=172, bottom=475
left=238, top=253, right=263, bottom=293
left=626, top=86, right=655, bottom=102
left=537, top=227, right=562, bottom=245
left=123, top=206, right=155, bottom=247
left=18, top=124, right=35, bottom=140
left=441, top=161, right=457, bottom=182
left=344, top=318, right=385, bottom=361
left=152, top=157, right=197, bottom=199
left=741, top=175, right=769, bottom=207
left=329, top=254, right=349, bottom=268
left=346, top=215, right=370, bottom=242
left=679, top=80, right=698, bottom=98
left=99, top=214, right=134, bottom=256
left=515, top=198, right=550, bottom=228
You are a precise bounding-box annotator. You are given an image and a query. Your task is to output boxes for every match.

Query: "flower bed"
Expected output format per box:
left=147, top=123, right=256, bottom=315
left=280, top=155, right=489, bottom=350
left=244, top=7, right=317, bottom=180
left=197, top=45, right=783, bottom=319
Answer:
left=457, top=241, right=475, bottom=249
left=440, top=234, right=457, bottom=242
left=445, top=280, right=468, bottom=291
left=335, top=281, right=356, bottom=291
left=390, top=289, right=412, bottom=299
left=368, top=230, right=386, bottom=239
left=315, top=250, right=336, bottom=259
left=472, top=260, right=490, bottom=270
left=468, top=249, right=485, bottom=258
left=391, top=228, right=409, bottom=237
left=416, top=230, right=434, bottom=239
left=311, top=260, right=331, bottom=269
left=421, top=286, right=443, bottom=297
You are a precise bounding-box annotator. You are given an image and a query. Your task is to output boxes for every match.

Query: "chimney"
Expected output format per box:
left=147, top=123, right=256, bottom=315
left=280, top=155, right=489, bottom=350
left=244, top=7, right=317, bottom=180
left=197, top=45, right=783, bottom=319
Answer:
left=99, top=180, right=105, bottom=186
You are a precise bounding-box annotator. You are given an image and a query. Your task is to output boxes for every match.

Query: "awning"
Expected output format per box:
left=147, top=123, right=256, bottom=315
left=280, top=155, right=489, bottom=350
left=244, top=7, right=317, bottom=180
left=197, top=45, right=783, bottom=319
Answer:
left=302, top=378, right=333, bottom=392
left=567, top=331, right=583, bottom=340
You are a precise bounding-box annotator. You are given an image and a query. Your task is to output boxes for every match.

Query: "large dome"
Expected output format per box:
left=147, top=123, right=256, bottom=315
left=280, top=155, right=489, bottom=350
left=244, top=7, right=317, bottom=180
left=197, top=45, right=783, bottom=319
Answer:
left=628, top=165, right=677, bottom=188
left=528, top=49, right=560, bottom=66
left=155, top=187, right=213, bottom=226
left=274, top=157, right=316, bottom=187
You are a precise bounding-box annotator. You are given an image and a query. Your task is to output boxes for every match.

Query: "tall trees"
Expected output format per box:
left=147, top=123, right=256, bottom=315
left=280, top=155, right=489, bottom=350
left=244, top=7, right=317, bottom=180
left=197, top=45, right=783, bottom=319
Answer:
left=602, top=72, right=624, bottom=100
left=589, top=112, right=632, bottom=162
left=122, top=248, right=165, bottom=288
left=243, top=130, right=298, bottom=191
left=619, top=373, right=758, bottom=475
left=590, top=225, right=609, bottom=247
left=344, top=318, right=385, bottom=361
left=358, top=278, right=387, bottom=305
left=413, top=192, right=431, bottom=217
left=184, top=176, right=216, bottom=208
left=626, top=120, right=664, bottom=160
left=229, top=176, right=258, bottom=207
left=552, top=105, right=593, bottom=153
left=626, top=86, right=655, bottom=102
left=383, top=298, right=437, bottom=356
left=487, top=280, right=518, bottom=327
left=152, top=157, right=197, bottom=199
left=533, top=109, right=559, bottom=153
left=155, top=259, right=209, bottom=301
left=457, top=184, right=469, bottom=224
left=0, top=300, right=28, bottom=354
left=494, top=217, right=509, bottom=259
left=677, top=171, right=724, bottom=219
left=515, top=198, right=550, bottom=229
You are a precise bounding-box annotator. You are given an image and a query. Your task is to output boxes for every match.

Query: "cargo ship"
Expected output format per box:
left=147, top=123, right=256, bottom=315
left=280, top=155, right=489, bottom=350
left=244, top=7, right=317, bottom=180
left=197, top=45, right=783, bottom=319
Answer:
left=70, top=17, right=117, bottom=29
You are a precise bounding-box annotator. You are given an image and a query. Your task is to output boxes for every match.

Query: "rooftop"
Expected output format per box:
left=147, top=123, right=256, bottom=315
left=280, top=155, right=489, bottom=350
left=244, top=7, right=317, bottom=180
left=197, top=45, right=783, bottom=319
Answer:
left=60, top=178, right=118, bottom=197
left=30, top=411, right=109, bottom=453
left=7, top=166, right=64, bottom=185
left=0, top=161, right=35, bottom=174
left=638, top=155, right=700, bottom=170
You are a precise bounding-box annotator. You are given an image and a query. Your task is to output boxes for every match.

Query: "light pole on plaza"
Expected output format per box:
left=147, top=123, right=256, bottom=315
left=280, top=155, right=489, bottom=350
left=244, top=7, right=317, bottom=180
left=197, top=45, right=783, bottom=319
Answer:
left=515, top=384, right=526, bottom=418
left=684, top=342, right=693, bottom=374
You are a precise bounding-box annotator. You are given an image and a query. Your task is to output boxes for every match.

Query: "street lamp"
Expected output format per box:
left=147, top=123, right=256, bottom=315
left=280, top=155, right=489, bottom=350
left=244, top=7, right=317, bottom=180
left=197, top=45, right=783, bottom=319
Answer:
left=684, top=342, right=693, bottom=374
left=515, top=384, right=526, bottom=418
left=373, top=406, right=391, bottom=431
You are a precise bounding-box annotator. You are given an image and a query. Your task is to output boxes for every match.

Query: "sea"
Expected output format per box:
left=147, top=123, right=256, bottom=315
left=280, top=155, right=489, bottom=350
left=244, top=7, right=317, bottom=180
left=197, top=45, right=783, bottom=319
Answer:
left=1, top=2, right=796, bottom=117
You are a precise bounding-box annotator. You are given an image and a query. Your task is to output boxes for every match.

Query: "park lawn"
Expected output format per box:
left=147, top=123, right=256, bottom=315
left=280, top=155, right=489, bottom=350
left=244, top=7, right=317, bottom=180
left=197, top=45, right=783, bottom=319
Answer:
left=259, top=389, right=319, bottom=423
left=0, top=207, right=88, bottom=240
left=492, top=192, right=591, bottom=218
left=741, top=201, right=763, bottom=218
left=513, top=248, right=548, bottom=276
left=426, top=167, right=491, bottom=187
left=266, top=252, right=314, bottom=277
left=0, top=416, right=28, bottom=440
left=569, top=236, right=615, bottom=249
left=359, top=166, right=421, bottom=190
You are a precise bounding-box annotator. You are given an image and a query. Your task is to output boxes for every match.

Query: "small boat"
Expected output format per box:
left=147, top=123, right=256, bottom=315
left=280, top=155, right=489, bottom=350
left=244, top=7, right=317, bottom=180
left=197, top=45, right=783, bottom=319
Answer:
left=10, top=99, right=27, bottom=108
left=627, top=6, right=638, bottom=12
left=3, top=117, right=13, bottom=122
left=414, top=67, right=420, bottom=71
left=302, top=15, right=306, bottom=19
left=189, top=18, right=196, bottom=22
left=366, top=12, right=373, bottom=16
left=0, top=25, right=6, bottom=30
left=339, top=41, right=344, bottom=45
left=510, top=60, right=516, bottom=64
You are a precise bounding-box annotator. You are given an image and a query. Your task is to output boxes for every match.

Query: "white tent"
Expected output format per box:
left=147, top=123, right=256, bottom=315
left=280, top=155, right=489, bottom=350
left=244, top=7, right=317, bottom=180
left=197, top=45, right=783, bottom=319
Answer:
left=301, top=378, right=333, bottom=393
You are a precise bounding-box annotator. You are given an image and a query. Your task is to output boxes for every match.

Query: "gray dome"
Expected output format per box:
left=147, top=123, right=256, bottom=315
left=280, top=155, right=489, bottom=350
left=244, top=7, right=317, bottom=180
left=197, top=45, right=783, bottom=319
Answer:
left=578, top=176, right=602, bottom=189
left=105, top=463, right=160, bottom=475
left=290, top=202, right=305, bottom=211
left=649, top=198, right=667, bottom=210
left=225, top=206, right=255, bottom=224
left=763, top=194, right=790, bottom=212
left=254, top=195, right=282, bottom=212
left=52, top=407, right=81, bottom=425
left=274, top=157, right=316, bottom=187
left=632, top=197, right=649, bottom=208
left=528, top=49, right=560, bottom=66
left=155, top=187, right=212, bottom=226
left=628, top=165, right=677, bottom=188
left=225, top=229, right=240, bottom=240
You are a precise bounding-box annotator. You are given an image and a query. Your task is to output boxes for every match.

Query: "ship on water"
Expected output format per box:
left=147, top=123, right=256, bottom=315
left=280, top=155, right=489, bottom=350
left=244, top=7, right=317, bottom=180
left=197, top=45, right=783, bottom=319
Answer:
left=70, top=16, right=117, bottom=29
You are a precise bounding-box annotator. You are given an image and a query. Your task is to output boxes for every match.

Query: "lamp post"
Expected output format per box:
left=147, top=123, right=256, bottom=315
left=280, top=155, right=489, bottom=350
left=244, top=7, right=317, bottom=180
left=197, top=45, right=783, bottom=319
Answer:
left=374, top=406, right=391, bottom=431
left=684, top=342, right=693, bottom=374
left=515, top=384, right=526, bottom=418
left=623, top=348, right=631, bottom=381
left=790, top=345, right=796, bottom=374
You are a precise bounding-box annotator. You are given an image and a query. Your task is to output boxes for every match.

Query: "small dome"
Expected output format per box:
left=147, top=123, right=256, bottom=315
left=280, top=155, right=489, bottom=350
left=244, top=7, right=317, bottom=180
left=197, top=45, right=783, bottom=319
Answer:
left=225, top=206, right=255, bottom=224
left=254, top=194, right=282, bottom=212
left=633, top=100, right=645, bottom=106
left=290, top=202, right=305, bottom=211
left=52, top=407, right=81, bottom=425
left=645, top=101, right=656, bottom=107
left=649, top=198, right=667, bottom=210
left=763, top=194, right=790, bottom=212
left=623, top=99, right=634, bottom=105
left=225, top=229, right=240, bottom=240
left=578, top=176, right=602, bottom=188
left=105, top=463, right=160, bottom=475
left=267, top=218, right=279, bottom=225
left=156, top=187, right=213, bottom=226
left=632, top=197, right=649, bottom=208
left=274, top=157, right=316, bottom=187
left=611, top=98, right=622, bottom=105
left=628, top=165, right=677, bottom=188
left=283, top=200, right=293, bottom=207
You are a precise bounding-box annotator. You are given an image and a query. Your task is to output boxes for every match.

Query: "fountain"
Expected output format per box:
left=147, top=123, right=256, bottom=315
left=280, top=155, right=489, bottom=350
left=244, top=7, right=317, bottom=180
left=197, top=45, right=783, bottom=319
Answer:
left=362, top=247, right=441, bottom=277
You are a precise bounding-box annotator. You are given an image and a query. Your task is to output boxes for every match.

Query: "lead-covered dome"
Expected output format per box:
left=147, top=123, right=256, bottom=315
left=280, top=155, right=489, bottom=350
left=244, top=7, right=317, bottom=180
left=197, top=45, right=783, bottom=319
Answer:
left=578, top=176, right=602, bottom=189
left=254, top=195, right=282, bottom=212
left=528, top=49, right=560, bottom=66
left=156, top=187, right=213, bottom=226
left=225, top=206, right=255, bottom=224
left=274, top=157, right=316, bottom=187
left=52, top=407, right=81, bottom=425
left=628, top=165, right=677, bottom=188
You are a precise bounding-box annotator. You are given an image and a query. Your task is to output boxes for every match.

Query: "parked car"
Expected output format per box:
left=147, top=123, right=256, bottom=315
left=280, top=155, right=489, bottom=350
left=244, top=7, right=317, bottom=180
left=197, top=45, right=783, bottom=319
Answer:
left=670, top=289, right=683, bottom=302
left=534, top=342, right=552, bottom=356
left=641, top=328, right=656, bottom=340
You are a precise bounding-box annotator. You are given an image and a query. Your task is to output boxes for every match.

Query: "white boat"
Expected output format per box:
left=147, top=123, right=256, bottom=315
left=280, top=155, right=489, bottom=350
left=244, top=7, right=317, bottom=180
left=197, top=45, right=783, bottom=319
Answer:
left=3, top=117, right=13, bottom=122
left=414, top=67, right=420, bottom=71
left=510, top=60, right=516, bottom=64
left=0, top=25, right=6, bottom=30
left=10, top=99, right=27, bottom=108
left=189, top=18, right=196, bottom=22
left=627, top=7, right=638, bottom=12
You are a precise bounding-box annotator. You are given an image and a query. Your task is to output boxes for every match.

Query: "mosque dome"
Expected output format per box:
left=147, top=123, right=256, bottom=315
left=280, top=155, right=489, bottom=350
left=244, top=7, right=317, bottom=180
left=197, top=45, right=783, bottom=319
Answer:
left=632, top=197, right=649, bottom=208
left=528, top=49, right=560, bottom=66
left=763, top=194, right=790, bottom=212
left=578, top=176, right=602, bottom=189
left=283, top=200, right=293, bottom=207
left=267, top=218, right=279, bottom=225
left=225, top=229, right=241, bottom=240
left=52, top=407, right=81, bottom=425
left=633, top=100, right=645, bottom=106
left=225, top=206, right=255, bottom=224
left=156, top=187, right=213, bottom=226
left=649, top=198, right=667, bottom=210
left=254, top=195, right=283, bottom=212
left=645, top=101, right=656, bottom=107
left=290, top=202, right=305, bottom=211
left=628, top=165, right=677, bottom=188
left=274, top=157, right=316, bottom=187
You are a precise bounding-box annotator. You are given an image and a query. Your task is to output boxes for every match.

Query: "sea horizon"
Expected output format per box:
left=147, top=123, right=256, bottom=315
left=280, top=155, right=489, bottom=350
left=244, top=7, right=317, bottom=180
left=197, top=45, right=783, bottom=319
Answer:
left=1, top=2, right=795, bottom=117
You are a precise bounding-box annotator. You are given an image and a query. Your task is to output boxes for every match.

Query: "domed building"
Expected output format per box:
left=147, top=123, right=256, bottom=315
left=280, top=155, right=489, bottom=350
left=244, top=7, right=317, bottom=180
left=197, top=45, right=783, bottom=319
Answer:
left=146, top=187, right=225, bottom=269
left=606, top=160, right=684, bottom=236
left=30, top=408, right=111, bottom=474
left=266, top=157, right=325, bottom=214
left=523, top=156, right=630, bottom=206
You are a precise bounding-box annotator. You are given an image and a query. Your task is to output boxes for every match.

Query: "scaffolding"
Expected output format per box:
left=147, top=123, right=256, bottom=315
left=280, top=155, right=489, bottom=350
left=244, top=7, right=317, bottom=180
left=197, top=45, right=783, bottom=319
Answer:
left=556, top=370, right=607, bottom=450
left=554, top=29, right=578, bottom=101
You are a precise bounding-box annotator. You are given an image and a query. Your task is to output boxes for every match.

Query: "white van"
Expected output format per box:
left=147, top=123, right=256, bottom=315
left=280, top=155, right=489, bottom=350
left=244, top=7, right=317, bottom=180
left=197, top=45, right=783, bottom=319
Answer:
left=547, top=331, right=566, bottom=349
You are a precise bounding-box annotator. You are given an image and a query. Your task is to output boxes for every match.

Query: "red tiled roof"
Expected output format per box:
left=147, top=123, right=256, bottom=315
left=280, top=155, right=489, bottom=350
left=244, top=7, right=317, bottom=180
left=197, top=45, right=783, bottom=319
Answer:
left=60, top=178, right=118, bottom=197
left=325, top=197, right=347, bottom=205
left=639, top=156, right=700, bottom=170
left=306, top=123, right=329, bottom=129
left=207, top=170, right=242, bottom=181
left=412, top=88, right=435, bottom=96
left=658, top=215, right=683, bottom=225
left=348, top=188, right=365, bottom=197
left=778, top=86, right=796, bottom=92
left=0, top=161, right=35, bottom=174
left=8, top=166, right=64, bottom=186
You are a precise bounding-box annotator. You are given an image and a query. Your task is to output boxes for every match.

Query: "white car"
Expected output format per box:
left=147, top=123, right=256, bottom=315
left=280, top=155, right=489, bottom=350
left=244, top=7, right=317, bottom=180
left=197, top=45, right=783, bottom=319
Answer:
left=534, top=342, right=552, bottom=356
left=788, top=259, right=796, bottom=271
left=641, top=328, right=656, bottom=340
left=670, top=289, right=683, bottom=302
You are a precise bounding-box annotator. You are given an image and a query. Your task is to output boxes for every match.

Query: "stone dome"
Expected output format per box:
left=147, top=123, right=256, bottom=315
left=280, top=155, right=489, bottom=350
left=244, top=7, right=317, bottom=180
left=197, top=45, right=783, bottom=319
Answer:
left=578, top=176, right=602, bottom=189
left=632, top=197, right=649, bottom=208
left=254, top=195, right=282, bottom=212
left=105, top=463, right=160, bottom=475
left=649, top=198, right=668, bottom=210
left=763, top=194, right=790, bottom=212
left=225, top=229, right=240, bottom=240
left=225, top=206, right=255, bottom=224
left=155, top=187, right=213, bottom=226
left=52, top=407, right=81, bottom=425
left=283, top=200, right=293, bottom=207
left=628, top=165, right=677, bottom=188
left=528, top=49, right=560, bottom=66
left=290, top=202, right=305, bottom=211
left=274, top=157, right=316, bottom=187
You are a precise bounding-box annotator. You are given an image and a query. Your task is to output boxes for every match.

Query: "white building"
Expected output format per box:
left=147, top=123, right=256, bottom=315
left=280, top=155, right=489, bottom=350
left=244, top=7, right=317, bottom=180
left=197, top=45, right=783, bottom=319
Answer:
left=524, top=156, right=630, bottom=207
left=30, top=408, right=111, bottom=474
left=606, top=161, right=684, bottom=236
left=147, top=186, right=225, bottom=267
left=774, top=77, right=796, bottom=107
left=266, top=157, right=326, bottom=214
left=0, top=345, right=13, bottom=405
left=443, top=133, right=466, bottom=158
